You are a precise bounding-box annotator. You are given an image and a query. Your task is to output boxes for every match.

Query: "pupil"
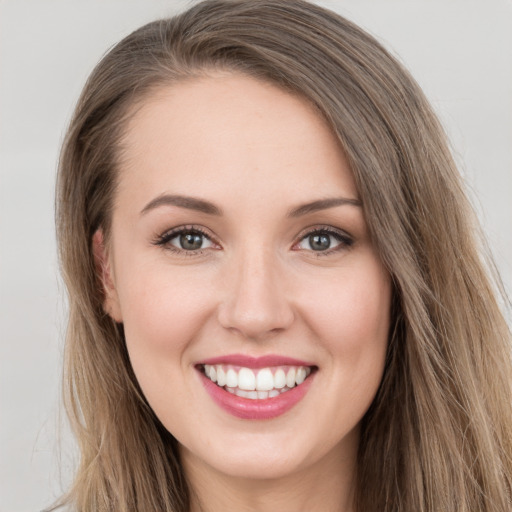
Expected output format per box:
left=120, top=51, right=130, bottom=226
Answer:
left=180, top=233, right=203, bottom=250
left=310, top=233, right=330, bottom=251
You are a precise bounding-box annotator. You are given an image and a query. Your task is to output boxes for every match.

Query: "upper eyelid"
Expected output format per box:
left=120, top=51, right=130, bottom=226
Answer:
left=295, top=225, right=353, bottom=240
left=160, top=225, right=213, bottom=238
left=153, top=224, right=217, bottom=247
left=293, top=226, right=354, bottom=254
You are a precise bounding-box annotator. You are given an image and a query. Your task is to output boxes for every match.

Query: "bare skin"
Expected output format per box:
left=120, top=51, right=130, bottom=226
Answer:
left=97, top=72, right=391, bottom=512
left=185, top=426, right=358, bottom=512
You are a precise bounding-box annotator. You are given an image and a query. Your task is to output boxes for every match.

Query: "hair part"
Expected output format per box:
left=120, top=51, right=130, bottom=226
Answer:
left=54, top=1, right=512, bottom=510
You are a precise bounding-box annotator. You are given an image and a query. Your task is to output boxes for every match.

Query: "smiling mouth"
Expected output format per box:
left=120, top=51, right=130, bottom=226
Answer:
left=200, top=364, right=315, bottom=400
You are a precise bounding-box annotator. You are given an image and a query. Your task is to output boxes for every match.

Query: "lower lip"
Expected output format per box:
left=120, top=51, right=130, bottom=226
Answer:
left=198, top=369, right=315, bottom=420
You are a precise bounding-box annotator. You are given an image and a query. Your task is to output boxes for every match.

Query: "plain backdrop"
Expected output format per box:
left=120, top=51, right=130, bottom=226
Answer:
left=1, top=1, right=511, bottom=510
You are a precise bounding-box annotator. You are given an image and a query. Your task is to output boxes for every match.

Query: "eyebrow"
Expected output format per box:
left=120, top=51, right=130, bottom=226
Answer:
left=140, top=194, right=223, bottom=216
left=140, top=194, right=362, bottom=217
left=287, top=197, right=362, bottom=217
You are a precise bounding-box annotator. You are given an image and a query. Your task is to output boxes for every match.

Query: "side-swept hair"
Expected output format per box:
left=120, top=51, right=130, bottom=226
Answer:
left=54, top=1, right=512, bottom=510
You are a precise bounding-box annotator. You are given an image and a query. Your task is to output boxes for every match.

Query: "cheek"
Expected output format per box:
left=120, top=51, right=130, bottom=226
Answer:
left=116, top=263, right=216, bottom=373
left=299, top=257, right=391, bottom=369
left=116, top=264, right=221, bottom=429
left=307, top=266, right=391, bottom=340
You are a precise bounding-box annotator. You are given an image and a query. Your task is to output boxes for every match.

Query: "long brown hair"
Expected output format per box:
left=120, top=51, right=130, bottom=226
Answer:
left=54, top=1, right=512, bottom=510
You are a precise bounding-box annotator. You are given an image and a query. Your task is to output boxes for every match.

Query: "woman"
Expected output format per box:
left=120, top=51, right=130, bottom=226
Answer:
left=53, top=0, right=512, bottom=510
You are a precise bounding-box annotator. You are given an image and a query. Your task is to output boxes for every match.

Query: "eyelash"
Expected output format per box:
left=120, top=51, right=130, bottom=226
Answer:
left=152, top=225, right=217, bottom=255
left=152, top=225, right=354, bottom=256
left=293, top=225, right=354, bottom=256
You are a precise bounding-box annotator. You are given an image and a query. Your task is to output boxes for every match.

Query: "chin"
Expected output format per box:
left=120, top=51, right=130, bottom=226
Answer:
left=206, top=450, right=310, bottom=481
left=178, top=422, right=339, bottom=483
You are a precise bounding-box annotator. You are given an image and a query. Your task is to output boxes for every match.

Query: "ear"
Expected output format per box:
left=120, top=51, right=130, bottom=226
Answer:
left=92, top=229, right=123, bottom=322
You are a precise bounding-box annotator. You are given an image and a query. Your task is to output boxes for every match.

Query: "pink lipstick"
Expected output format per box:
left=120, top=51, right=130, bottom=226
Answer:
left=196, top=354, right=316, bottom=420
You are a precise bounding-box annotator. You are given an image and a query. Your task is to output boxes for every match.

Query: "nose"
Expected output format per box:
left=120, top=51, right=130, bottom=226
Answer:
left=217, top=249, right=295, bottom=340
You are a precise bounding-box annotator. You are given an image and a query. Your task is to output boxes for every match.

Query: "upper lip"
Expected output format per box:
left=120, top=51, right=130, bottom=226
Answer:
left=197, top=353, right=316, bottom=369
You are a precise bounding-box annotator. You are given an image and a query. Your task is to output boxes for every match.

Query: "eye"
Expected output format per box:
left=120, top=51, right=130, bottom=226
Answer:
left=170, top=231, right=213, bottom=251
left=153, top=226, right=217, bottom=253
left=295, top=228, right=353, bottom=253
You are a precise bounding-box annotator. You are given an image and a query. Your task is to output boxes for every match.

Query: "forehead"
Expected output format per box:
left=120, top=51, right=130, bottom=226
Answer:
left=117, top=73, right=358, bottom=209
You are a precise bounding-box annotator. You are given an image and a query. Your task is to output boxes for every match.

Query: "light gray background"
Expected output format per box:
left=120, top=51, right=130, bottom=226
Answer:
left=1, top=1, right=511, bottom=510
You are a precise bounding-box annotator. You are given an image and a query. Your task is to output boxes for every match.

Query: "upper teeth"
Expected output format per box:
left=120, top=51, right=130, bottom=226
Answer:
left=204, top=364, right=311, bottom=391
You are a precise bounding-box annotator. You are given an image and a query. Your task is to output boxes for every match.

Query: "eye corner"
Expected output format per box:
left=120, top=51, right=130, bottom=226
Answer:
left=152, top=224, right=222, bottom=255
left=293, top=225, right=354, bottom=255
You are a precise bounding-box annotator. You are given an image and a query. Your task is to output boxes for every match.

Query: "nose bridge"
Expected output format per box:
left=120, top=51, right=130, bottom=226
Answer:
left=218, top=242, right=294, bottom=339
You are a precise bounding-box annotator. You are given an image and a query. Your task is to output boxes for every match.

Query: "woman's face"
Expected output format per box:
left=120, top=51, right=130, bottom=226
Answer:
left=100, top=73, right=391, bottom=481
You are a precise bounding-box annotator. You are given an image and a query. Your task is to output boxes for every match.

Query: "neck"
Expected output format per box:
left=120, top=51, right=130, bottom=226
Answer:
left=182, top=433, right=358, bottom=512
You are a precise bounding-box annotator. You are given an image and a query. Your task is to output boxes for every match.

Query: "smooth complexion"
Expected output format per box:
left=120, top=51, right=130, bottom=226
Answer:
left=97, top=73, right=392, bottom=512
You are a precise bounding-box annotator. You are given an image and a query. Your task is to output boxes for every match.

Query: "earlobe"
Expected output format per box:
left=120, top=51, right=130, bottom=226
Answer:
left=92, top=229, right=123, bottom=322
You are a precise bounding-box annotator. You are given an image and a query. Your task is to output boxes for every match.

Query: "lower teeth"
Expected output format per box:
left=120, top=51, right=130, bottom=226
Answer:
left=224, top=386, right=292, bottom=399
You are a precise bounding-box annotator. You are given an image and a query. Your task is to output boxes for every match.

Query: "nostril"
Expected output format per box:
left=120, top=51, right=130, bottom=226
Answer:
left=217, top=296, right=294, bottom=339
